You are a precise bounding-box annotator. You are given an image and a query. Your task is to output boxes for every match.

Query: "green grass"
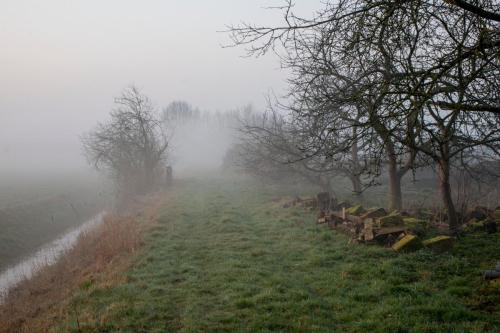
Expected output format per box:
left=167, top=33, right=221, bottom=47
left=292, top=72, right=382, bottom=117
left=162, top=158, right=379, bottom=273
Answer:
left=58, top=176, right=500, bottom=332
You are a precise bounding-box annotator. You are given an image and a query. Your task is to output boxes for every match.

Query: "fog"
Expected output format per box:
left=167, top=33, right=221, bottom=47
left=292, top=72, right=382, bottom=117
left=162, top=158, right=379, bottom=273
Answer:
left=0, top=1, right=320, bottom=174
left=0, top=1, right=499, bottom=328
left=168, top=114, right=237, bottom=175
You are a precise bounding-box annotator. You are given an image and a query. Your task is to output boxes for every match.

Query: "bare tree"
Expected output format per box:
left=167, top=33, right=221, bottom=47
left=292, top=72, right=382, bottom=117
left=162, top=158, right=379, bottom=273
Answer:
left=228, top=0, right=500, bottom=231
left=162, top=101, right=200, bottom=125
left=235, top=107, right=379, bottom=194
left=82, top=86, right=169, bottom=200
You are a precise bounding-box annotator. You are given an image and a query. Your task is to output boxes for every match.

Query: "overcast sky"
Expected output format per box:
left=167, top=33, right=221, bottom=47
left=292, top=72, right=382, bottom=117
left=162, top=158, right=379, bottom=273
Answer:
left=0, top=1, right=319, bottom=172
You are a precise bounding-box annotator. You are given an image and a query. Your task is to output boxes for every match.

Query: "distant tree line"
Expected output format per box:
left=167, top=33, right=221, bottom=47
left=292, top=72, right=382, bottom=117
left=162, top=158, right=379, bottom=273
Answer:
left=227, top=0, right=500, bottom=232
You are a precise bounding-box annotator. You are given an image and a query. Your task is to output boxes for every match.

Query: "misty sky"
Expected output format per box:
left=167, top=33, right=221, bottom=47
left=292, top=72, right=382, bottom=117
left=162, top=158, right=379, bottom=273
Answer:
left=0, top=1, right=319, bottom=172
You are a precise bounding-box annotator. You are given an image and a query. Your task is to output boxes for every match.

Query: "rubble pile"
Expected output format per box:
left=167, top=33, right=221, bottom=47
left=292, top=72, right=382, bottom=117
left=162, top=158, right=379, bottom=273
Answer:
left=280, top=192, right=498, bottom=254
left=335, top=207, right=462, bottom=253
left=317, top=207, right=413, bottom=246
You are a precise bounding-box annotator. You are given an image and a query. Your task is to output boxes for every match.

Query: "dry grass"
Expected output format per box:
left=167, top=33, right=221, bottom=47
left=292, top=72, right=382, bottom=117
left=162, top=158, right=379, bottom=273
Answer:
left=0, top=193, right=164, bottom=333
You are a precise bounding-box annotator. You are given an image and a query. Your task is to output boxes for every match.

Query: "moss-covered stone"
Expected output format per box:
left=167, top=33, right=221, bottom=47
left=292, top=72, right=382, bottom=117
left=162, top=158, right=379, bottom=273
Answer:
left=403, top=218, right=428, bottom=236
left=403, top=217, right=427, bottom=227
left=392, top=234, right=423, bottom=253
left=377, top=213, right=404, bottom=228
left=465, top=218, right=497, bottom=234
left=345, top=205, right=365, bottom=216
left=361, top=207, right=387, bottom=220
left=336, top=201, right=351, bottom=209
left=422, top=236, right=455, bottom=253
left=464, top=218, right=484, bottom=232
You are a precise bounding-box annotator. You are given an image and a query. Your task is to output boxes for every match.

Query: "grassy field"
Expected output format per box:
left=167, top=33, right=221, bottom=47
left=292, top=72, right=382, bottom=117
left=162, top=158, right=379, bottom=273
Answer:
left=55, top=176, right=499, bottom=332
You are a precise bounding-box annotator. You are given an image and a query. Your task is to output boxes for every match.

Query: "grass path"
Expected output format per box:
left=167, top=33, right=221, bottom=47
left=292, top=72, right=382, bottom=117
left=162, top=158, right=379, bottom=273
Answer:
left=59, top=177, right=499, bottom=332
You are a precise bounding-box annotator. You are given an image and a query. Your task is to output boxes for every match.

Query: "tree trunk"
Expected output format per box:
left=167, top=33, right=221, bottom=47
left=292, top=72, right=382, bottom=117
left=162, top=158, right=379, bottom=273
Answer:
left=371, top=111, right=412, bottom=212
left=386, top=143, right=403, bottom=211
left=349, top=174, right=363, bottom=197
left=388, top=164, right=403, bottom=211
left=319, top=177, right=332, bottom=193
left=438, top=159, right=458, bottom=233
left=350, top=130, right=362, bottom=197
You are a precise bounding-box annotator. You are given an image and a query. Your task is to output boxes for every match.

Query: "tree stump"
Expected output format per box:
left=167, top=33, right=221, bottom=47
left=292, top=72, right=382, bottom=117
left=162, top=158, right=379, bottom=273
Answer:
left=317, top=192, right=331, bottom=212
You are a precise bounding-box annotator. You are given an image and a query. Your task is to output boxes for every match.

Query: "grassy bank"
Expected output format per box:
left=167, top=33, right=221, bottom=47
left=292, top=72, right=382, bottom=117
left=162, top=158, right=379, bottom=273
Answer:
left=0, top=194, right=163, bottom=333
left=49, top=176, right=499, bottom=332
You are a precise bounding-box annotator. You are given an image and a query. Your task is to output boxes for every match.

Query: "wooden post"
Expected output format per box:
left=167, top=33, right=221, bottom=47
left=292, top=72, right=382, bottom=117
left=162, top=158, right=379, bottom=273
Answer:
left=166, top=166, right=173, bottom=187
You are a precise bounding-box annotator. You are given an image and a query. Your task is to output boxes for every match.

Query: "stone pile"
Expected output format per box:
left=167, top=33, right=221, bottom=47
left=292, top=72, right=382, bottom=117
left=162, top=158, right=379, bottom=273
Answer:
left=281, top=192, right=497, bottom=254
left=311, top=193, right=459, bottom=253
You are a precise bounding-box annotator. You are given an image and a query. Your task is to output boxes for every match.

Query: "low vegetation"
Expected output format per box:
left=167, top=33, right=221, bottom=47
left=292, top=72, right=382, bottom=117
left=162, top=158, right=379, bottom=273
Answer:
left=39, top=176, right=499, bottom=333
left=0, top=193, right=163, bottom=333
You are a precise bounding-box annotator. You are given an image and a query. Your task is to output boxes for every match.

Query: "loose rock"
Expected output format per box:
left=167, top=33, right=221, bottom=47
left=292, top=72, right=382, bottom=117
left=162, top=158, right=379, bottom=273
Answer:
left=392, top=234, right=423, bottom=252
left=422, top=236, right=455, bottom=253
left=377, top=213, right=404, bottom=228
left=361, top=207, right=387, bottom=220
left=345, top=205, right=365, bottom=216
left=403, top=217, right=427, bottom=227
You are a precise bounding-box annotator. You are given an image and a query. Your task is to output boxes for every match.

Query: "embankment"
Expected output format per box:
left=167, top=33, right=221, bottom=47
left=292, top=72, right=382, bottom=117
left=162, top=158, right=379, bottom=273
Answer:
left=0, top=193, right=163, bottom=333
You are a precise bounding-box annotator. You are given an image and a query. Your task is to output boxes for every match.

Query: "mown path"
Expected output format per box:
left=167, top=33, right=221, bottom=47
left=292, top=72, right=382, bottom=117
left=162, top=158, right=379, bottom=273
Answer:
left=59, top=177, right=499, bottom=332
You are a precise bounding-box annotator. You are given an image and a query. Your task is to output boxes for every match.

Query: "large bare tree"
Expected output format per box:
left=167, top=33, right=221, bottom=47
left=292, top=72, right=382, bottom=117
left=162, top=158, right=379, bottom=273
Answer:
left=82, top=86, right=169, bottom=199
left=228, top=0, right=500, bottom=231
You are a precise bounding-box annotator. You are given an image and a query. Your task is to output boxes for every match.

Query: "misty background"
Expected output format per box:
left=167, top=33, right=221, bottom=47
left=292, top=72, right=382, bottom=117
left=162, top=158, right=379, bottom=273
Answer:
left=0, top=1, right=320, bottom=175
